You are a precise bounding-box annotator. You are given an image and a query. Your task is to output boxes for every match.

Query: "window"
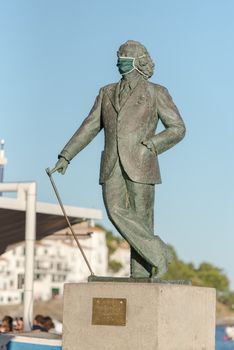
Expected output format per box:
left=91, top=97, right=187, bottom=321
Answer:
left=18, top=274, right=24, bottom=289
left=10, top=280, right=14, bottom=287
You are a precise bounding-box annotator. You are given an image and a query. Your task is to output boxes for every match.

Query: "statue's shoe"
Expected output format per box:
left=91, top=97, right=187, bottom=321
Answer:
left=151, top=259, right=167, bottom=279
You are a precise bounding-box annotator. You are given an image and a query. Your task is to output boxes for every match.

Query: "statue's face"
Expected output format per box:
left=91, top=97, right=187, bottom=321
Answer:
left=116, top=41, right=153, bottom=78
left=117, top=45, right=139, bottom=75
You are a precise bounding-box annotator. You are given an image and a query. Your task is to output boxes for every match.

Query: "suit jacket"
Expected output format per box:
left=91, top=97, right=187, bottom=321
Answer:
left=59, top=77, right=186, bottom=185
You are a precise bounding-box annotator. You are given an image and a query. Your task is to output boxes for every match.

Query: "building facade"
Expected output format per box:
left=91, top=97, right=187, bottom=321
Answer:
left=0, top=223, right=108, bottom=305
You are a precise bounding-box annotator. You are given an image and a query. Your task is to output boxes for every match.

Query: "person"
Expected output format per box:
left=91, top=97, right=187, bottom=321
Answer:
left=0, top=316, right=13, bottom=333
left=43, top=316, right=55, bottom=332
left=14, top=317, right=24, bottom=332
left=52, top=40, right=186, bottom=278
left=32, top=314, right=47, bottom=332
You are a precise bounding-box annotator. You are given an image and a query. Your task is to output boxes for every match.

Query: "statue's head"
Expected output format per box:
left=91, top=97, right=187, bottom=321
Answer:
left=117, top=40, right=155, bottom=79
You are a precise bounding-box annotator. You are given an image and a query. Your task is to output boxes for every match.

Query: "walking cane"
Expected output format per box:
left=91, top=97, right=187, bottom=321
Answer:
left=45, top=167, right=94, bottom=276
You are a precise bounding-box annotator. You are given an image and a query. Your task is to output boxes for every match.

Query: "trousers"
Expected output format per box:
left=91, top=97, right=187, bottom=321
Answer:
left=102, top=159, right=155, bottom=277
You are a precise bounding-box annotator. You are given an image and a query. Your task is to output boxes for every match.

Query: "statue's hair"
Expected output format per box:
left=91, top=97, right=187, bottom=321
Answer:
left=117, top=40, right=155, bottom=78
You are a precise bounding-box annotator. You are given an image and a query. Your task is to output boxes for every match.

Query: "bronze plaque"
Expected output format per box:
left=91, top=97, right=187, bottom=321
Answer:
left=92, top=298, right=127, bottom=326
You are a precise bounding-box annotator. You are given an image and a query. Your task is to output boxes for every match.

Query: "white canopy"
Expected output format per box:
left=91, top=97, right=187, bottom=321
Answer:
left=0, top=184, right=102, bottom=254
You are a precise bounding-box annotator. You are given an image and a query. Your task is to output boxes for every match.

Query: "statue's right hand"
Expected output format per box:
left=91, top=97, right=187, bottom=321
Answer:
left=51, top=157, right=69, bottom=175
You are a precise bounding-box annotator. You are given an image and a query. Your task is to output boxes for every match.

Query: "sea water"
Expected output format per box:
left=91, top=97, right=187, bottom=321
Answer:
left=216, top=326, right=234, bottom=350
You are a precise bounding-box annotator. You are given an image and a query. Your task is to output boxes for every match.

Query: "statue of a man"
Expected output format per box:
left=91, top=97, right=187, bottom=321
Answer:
left=52, top=40, right=186, bottom=279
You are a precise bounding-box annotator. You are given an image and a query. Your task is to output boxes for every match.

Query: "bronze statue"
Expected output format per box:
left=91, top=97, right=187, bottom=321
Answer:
left=52, top=40, right=186, bottom=279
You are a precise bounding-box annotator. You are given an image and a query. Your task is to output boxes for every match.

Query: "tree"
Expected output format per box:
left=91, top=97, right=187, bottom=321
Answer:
left=196, top=262, right=229, bottom=292
left=109, top=260, right=123, bottom=273
left=163, top=247, right=230, bottom=294
left=163, top=246, right=197, bottom=281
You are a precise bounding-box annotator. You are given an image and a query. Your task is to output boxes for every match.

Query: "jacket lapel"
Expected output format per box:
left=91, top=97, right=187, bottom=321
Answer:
left=106, top=82, right=121, bottom=113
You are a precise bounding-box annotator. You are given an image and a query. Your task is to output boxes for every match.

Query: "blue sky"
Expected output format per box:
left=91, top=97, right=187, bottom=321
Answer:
left=1, top=1, right=234, bottom=286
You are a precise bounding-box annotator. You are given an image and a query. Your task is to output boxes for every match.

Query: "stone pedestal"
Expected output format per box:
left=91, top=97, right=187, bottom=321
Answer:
left=62, top=282, right=216, bottom=350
